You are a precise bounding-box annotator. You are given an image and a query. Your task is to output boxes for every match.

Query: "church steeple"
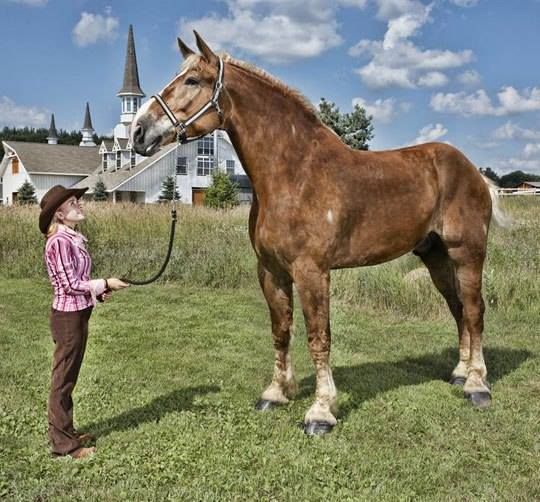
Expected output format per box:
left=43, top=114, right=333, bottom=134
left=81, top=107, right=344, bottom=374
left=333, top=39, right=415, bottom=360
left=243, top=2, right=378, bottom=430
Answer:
left=118, top=24, right=144, bottom=97
left=115, top=25, right=145, bottom=137
left=80, top=102, right=96, bottom=147
left=47, top=114, right=58, bottom=145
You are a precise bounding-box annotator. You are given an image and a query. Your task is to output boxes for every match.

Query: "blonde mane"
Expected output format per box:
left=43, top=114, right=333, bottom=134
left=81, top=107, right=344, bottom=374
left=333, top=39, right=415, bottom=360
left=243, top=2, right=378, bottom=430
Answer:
left=222, top=54, right=318, bottom=119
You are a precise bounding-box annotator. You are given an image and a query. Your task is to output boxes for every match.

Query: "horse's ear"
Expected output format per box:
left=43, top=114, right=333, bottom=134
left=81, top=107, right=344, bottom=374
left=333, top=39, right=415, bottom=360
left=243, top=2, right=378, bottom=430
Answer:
left=193, top=30, right=218, bottom=65
left=177, top=37, right=195, bottom=59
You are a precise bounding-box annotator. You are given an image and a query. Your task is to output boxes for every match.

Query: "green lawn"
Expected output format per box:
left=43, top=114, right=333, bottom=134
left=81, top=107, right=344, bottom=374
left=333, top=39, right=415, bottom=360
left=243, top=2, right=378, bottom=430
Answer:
left=1, top=279, right=538, bottom=501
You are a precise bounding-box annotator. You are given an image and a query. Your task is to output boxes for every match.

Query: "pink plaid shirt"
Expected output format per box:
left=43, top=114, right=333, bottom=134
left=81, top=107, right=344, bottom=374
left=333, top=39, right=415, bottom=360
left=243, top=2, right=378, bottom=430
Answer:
left=44, top=225, right=106, bottom=312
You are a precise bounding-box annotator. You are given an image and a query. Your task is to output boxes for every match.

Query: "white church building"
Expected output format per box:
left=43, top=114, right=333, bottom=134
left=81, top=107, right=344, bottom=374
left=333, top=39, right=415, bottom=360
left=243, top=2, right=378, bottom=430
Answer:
left=0, top=25, right=251, bottom=206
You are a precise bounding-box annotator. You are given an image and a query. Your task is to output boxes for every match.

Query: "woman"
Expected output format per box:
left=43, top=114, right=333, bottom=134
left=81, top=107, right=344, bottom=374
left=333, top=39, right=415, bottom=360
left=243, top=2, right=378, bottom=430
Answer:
left=39, top=185, right=129, bottom=459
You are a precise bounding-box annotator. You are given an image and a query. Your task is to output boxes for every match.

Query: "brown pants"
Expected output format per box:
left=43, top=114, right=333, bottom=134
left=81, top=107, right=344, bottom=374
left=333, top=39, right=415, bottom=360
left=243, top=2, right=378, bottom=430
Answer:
left=48, top=306, right=93, bottom=455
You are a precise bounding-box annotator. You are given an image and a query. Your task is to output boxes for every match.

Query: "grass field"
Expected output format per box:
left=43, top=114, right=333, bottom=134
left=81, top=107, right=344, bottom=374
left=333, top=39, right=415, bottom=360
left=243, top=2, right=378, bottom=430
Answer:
left=0, top=198, right=539, bottom=500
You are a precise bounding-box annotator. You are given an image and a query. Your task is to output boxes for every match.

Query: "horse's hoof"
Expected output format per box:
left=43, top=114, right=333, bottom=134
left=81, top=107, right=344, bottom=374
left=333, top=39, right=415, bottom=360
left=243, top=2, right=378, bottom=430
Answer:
left=255, top=399, right=281, bottom=411
left=450, top=376, right=466, bottom=386
left=465, top=391, right=492, bottom=409
left=304, top=421, right=334, bottom=436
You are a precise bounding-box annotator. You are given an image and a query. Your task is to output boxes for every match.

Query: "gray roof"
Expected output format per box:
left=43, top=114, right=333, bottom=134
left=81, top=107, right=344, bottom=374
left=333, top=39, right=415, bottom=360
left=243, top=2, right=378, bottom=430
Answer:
left=82, top=102, right=94, bottom=130
left=117, top=25, right=145, bottom=97
left=116, top=138, right=130, bottom=150
left=521, top=181, right=540, bottom=188
left=101, top=139, right=114, bottom=151
left=48, top=114, right=58, bottom=138
left=73, top=142, right=177, bottom=192
left=2, top=141, right=100, bottom=175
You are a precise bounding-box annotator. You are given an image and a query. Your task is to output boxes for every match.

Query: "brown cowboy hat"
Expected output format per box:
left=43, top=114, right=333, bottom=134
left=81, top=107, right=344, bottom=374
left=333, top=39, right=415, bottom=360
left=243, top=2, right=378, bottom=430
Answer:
left=39, top=185, right=89, bottom=234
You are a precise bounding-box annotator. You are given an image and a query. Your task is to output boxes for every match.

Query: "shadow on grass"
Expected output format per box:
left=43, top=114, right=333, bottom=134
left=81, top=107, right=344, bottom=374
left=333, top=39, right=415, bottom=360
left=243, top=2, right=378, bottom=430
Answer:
left=297, top=347, right=531, bottom=419
left=83, top=385, right=220, bottom=437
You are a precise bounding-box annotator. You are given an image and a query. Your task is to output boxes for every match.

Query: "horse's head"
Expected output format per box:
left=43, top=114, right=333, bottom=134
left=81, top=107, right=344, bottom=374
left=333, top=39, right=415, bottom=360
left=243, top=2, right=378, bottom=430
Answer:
left=132, top=32, right=225, bottom=156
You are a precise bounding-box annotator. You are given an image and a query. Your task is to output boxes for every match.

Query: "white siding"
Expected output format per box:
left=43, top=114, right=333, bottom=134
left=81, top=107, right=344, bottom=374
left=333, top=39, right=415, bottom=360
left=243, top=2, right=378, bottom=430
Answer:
left=32, top=174, right=87, bottom=201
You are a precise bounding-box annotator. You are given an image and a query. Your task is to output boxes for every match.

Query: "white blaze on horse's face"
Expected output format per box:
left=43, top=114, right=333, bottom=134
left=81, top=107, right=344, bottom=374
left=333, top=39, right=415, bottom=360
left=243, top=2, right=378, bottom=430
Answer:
left=131, top=54, right=221, bottom=156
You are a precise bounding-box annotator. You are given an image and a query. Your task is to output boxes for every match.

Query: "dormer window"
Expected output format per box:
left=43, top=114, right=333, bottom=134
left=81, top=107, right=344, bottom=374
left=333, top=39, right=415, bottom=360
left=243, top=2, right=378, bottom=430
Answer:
left=116, top=151, right=122, bottom=169
left=130, top=149, right=136, bottom=169
left=102, top=155, right=108, bottom=171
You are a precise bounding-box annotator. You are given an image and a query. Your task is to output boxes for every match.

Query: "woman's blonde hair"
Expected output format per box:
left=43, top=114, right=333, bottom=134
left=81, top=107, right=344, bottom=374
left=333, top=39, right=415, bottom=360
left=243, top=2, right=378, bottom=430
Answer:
left=46, top=214, right=62, bottom=239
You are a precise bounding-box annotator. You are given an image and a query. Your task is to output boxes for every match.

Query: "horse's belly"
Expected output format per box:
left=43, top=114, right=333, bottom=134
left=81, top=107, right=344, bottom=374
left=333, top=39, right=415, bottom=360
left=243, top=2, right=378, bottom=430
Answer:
left=332, top=204, right=434, bottom=268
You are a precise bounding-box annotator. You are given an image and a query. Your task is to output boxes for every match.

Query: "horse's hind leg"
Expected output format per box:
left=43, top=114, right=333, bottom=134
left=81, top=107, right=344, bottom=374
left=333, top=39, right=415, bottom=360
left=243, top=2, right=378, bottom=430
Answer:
left=255, top=262, right=297, bottom=411
left=415, top=234, right=469, bottom=385
left=449, top=251, right=491, bottom=408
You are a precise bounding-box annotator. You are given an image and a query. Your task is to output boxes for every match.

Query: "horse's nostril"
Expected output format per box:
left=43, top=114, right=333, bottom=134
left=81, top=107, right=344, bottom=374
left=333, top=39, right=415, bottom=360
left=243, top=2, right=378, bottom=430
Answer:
left=133, top=124, right=144, bottom=143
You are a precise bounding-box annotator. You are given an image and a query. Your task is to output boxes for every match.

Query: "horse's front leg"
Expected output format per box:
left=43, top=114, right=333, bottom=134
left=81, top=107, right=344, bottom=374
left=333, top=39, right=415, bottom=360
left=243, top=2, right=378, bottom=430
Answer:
left=293, top=261, right=337, bottom=435
left=255, top=262, right=297, bottom=411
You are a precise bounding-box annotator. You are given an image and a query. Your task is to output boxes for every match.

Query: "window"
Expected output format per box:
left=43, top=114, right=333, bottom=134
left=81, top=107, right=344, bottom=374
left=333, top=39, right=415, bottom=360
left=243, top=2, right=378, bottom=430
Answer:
left=116, top=151, right=122, bottom=169
left=176, top=156, right=187, bottom=175
left=133, top=98, right=138, bottom=112
left=197, top=136, right=214, bottom=156
left=126, top=98, right=132, bottom=112
left=226, top=159, right=235, bottom=175
left=197, top=157, right=213, bottom=176
left=12, top=158, right=19, bottom=175
left=130, top=149, right=136, bottom=169
left=102, top=155, right=108, bottom=171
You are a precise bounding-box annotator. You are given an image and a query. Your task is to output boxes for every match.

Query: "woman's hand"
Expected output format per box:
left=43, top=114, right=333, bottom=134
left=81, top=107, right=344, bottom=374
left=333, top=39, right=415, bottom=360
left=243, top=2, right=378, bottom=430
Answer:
left=106, top=278, right=130, bottom=291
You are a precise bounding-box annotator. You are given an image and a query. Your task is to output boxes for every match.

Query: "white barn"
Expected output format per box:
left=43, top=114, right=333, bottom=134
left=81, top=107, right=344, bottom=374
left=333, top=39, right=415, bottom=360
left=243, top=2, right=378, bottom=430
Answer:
left=0, top=25, right=251, bottom=206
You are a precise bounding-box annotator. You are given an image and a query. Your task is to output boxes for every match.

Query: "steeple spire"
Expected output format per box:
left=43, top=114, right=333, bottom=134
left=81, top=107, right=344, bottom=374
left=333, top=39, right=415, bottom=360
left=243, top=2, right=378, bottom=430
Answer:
left=117, top=24, right=144, bottom=97
left=80, top=102, right=96, bottom=147
left=115, top=24, right=145, bottom=138
left=47, top=114, right=58, bottom=145
left=82, top=102, right=93, bottom=130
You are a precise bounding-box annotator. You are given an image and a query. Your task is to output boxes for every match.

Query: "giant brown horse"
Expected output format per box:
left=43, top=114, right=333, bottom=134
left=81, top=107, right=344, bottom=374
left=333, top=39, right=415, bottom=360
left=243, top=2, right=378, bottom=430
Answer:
left=132, top=32, right=505, bottom=435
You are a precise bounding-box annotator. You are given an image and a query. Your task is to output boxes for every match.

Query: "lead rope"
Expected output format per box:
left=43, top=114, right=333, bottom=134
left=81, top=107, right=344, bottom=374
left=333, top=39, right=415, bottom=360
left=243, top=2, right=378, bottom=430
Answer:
left=120, top=134, right=180, bottom=286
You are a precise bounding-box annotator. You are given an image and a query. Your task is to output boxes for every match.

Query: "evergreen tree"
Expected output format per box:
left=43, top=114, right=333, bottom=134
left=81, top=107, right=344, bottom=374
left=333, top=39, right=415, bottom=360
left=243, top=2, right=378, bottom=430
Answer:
left=318, top=98, right=374, bottom=150
left=17, top=179, right=38, bottom=204
left=204, top=170, right=240, bottom=209
left=93, top=178, right=108, bottom=202
left=158, top=175, right=180, bottom=202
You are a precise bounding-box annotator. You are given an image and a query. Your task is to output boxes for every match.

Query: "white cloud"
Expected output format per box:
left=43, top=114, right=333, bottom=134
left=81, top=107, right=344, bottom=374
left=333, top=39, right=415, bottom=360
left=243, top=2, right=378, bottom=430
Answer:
left=431, top=87, right=540, bottom=116
left=449, top=0, right=480, bottom=7
left=523, top=143, right=540, bottom=158
left=0, top=96, right=48, bottom=128
left=72, top=11, right=119, bottom=47
left=6, top=0, right=47, bottom=5
left=493, top=121, right=540, bottom=141
left=349, top=2, right=473, bottom=89
left=417, top=71, right=448, bottom=87
left=178, top=0, right=368, bottom=64
left=352, top=97, right=410, bottom=123
left=458, top=69, right=481, bottom=87
left=496, top=157, right=540, bottom=174
left=414, top=123, right=448, bottom=144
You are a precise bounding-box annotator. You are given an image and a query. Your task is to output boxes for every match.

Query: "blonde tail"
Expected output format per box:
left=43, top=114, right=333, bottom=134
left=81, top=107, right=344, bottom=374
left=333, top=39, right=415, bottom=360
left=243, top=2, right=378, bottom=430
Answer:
left=482, top=175, right=513, bottom=228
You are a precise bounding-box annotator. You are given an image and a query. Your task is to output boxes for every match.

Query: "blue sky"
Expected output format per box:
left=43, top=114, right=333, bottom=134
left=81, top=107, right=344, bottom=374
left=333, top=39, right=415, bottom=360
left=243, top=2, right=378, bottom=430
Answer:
left=2, top=0, right=540, bottom=174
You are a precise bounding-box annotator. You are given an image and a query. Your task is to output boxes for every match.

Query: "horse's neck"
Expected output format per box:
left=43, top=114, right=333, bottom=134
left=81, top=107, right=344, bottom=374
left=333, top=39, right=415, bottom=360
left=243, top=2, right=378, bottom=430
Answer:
left=223, top=65, right=328, bottom=194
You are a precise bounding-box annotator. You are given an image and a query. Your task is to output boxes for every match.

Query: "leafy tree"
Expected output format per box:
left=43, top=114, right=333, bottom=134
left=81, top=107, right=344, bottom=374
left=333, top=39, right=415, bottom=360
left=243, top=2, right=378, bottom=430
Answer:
left=17, top=179, right=38, bottom=204
left=158, top=175, right=180, bottom=202
left=499, top=170, right=540, bottom=188
left=204, top=170, right=239, bottom=209
left=318, top=98, right=374, bottom=150
left=479, top=167, right=500, bottom=184
left=93, top=178, right=108, bottom=202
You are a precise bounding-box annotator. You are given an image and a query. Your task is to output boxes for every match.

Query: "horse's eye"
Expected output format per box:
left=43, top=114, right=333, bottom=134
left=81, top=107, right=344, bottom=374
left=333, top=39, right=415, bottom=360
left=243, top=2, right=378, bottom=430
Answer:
left=185, top=78, right=199, bottom=86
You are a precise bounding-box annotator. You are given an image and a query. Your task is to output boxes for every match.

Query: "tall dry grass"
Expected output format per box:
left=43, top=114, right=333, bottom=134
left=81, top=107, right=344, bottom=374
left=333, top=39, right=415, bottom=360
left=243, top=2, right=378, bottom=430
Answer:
left=0, top=197, right=538, bottom=318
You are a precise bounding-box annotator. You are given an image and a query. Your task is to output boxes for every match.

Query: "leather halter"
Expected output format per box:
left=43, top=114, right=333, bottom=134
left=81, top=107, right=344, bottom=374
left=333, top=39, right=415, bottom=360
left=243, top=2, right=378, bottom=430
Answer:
left=151, top=57, right=225, bottom=144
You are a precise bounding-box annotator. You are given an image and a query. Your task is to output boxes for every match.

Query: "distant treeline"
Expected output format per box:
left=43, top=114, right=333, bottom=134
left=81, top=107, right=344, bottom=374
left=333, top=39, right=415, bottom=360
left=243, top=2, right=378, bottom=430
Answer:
left=0, top=126, right=111, bottom=161
left=479, top=166, right=540, bottom=188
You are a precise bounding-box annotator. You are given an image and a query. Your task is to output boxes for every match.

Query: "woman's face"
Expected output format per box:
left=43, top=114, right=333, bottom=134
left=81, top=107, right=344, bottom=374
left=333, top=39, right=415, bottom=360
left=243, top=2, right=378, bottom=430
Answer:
left=56, top=196, right=85, bottom=226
